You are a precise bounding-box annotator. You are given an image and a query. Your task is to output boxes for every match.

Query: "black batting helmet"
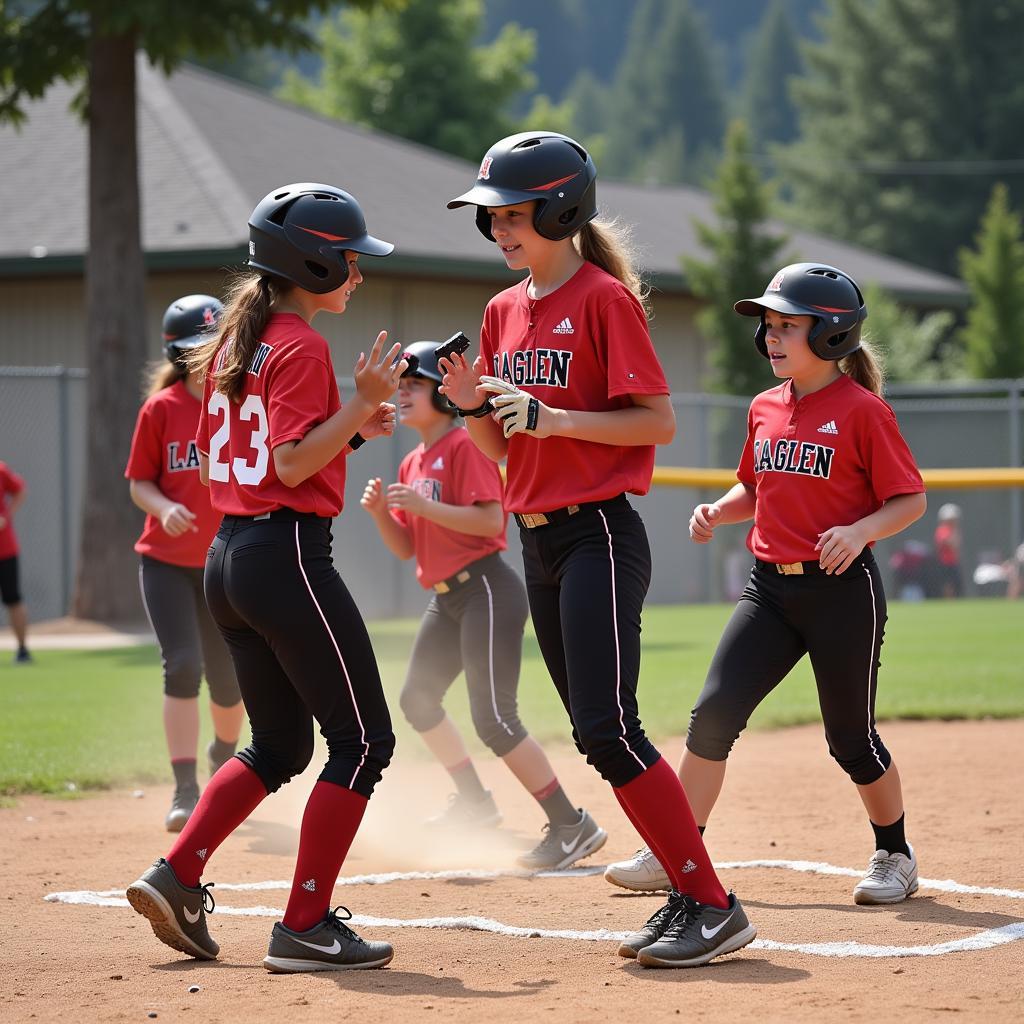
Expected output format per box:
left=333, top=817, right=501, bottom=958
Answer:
left=247, top=182, right=394, bottom=294
left=162, top=294, right=223, bottom=368
left=447, top=131, right=597, bottom=242
left=401, top=341, right=456, bottom=415
left=734, top=263, right=868, bottom=361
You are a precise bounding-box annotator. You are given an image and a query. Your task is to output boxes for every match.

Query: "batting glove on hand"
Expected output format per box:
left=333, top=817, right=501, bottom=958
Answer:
left=478, top=376, right=541, bottom=439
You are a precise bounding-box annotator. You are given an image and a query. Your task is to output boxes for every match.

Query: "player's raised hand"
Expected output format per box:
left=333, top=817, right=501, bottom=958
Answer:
left=689, top=503, right=721, bottom=544
left=355, top=331, right=407, bottom=405
left=438, top=352, right=485, bottom=410
left=360, top=477, right=388, bottom=516
left=161, top=503, right=198, bottom=537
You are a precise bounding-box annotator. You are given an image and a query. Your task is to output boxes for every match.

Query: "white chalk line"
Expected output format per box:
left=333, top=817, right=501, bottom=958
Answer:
left=45, top=859, right=1024, bottom=959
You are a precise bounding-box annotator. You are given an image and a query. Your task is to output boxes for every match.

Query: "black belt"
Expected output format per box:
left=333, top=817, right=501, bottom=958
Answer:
left=223, top=508, right=328, bottom=524
left=432, top=551, right=503, bottom=594
left=514, top=494, right=627, bottom=530
left=755, top=550, right=872, bottom=576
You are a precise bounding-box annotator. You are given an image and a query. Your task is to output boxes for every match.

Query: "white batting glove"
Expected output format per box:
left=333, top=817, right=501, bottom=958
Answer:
left=478, top=376, right=540, bottom=439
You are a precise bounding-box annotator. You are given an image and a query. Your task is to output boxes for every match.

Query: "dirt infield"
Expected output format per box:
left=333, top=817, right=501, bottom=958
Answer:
left=5, top=719, right=1023, bottom=1023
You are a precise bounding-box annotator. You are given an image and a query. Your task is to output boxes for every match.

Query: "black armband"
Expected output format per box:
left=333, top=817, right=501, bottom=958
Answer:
left=348, top=432, right=367, bottom=451
left=451, top=398, right=494, bottom=419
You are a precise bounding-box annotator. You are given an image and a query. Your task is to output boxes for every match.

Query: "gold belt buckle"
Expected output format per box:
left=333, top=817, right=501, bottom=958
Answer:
left=520, top=513, right=549, bottom=529
left=777, top=562, right=804, bottom=576
left=433, top=581, right=451, bottom=594
left=455, top=570, right=471, bottom=584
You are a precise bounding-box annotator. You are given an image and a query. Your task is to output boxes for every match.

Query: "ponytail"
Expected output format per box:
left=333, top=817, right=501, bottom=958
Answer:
left=839, top=338, right=884, bottom=396
left=185, top=273, right=279, bottom=402
left=142, top=360, right=183, bottom=399
left=575, top=219, right=650, bottom=317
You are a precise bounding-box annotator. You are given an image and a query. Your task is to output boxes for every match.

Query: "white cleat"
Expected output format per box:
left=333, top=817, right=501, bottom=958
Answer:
left=603, top=845, right=671, bottom=892
left=853, top=844, right=919, bottom=905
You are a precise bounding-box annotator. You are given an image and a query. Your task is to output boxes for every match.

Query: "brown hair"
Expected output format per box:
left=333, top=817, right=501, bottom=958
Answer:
left=142, top=360, right=183, bottom=399
left=185, top=273, right=282, bottom=401
left=839, top=338, right=884, bottom=396
left=575, top=218, right=650, bottom=317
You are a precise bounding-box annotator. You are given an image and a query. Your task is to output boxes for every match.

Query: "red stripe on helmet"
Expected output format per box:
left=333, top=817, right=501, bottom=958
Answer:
left=296, top=226, right=350, bottom=242
left=525, top=172, right=580, bottom=192
left=810, top=305, right=855, bottom=313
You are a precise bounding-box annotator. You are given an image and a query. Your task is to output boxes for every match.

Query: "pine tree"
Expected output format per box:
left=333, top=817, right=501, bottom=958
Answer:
left=959, top=184, right=1024, bottom=379
left=279, top=0, right=535, bottom=161
left=742, top=0, right=803, bottom=150
left=861, top=285, right=959, bottom=383
left=683, top=121, right=790, bottom=397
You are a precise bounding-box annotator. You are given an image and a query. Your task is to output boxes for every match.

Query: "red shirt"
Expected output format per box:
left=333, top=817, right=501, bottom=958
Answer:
left=125, top=381, right=222, bottom=567
left=0, top=461, right=25, bottom=560
left=479, top=261, right=668, bottom=513
left=197, top=315, right=348, bottom=517
left=737, top=374, right=925, bottom=564
left=392, top=427, right=507, bottom=588
left=934, top=523, right=960, bottom=566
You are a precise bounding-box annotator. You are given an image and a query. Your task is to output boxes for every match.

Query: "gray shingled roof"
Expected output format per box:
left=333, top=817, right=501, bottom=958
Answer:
left=0, top=60, right=964, bottom=304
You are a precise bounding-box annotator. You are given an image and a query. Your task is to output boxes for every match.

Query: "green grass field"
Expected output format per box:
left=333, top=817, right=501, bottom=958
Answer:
left=2, top=598, right=1021, bottom=795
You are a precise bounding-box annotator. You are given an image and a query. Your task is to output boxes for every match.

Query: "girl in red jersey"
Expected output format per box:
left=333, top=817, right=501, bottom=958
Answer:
left=361, top=340, right=605, bottom=869
left=126, top=295, right=244, bottom=833
left=127, top=184, right=406, bottom=974
left=606, top=263, right=927, bottom=908
left=442, top=132, right=756, bottom=968
left=0, top=460, right=31, bottom=663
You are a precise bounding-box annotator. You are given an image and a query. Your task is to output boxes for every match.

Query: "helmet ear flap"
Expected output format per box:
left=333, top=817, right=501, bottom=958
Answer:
left=475, top=206, right=494, bottom=241
left=754, top=318, right=769, bottom=358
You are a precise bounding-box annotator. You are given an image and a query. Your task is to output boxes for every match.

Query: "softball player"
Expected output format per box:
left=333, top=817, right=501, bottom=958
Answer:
left=127, top=183, right=405, bottom=974
left=0, top=460, right=31, bottom=663
left=442, top=132, right=756, bottom=968
left=126, top=295, right=244, bottom=832
left=605, top=263, right=927, bottom=908
left=362, top=340, right=605, bottom=869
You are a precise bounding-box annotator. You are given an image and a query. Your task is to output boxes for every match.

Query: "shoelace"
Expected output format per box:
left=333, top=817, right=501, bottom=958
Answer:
left=864, top=853, right=903, bottom=882
left=643, top=890, right=688, bottom=930
left=660, top=895, right=704, bottom=940
left=199, top=882, right=216, bottom=915
left=325, top=905, right=363, bottom=944
left=531, top=823, right=559, bottom=853
left=633, top=847, right=658, bottom=867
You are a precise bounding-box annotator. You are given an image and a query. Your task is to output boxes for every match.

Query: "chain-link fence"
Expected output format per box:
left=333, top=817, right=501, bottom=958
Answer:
left=2, top=368, right=1022, bottom=622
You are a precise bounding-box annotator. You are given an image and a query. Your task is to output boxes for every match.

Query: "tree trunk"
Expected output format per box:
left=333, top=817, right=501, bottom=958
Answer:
left=73, top=31, right=148, bottom=623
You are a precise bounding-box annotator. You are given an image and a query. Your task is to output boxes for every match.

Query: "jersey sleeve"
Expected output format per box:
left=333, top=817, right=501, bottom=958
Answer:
left=0, top=463, right=25, bottom=496
left=265, top=353, right=333, bottom=449
left=863, top=409, right=925, bottom=502
left=451, top=435, right=504, bottom=507
left=736, top=404, right=756, bottom=486
left=124, top=400, right=163, bottom=481
left=603, top=296, right=669, bottom=398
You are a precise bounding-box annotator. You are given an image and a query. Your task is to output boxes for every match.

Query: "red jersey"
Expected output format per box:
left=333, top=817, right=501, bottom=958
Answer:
left=479, top=261, right=668, bottom=513
left=125, top=381, right=222, bottom=567
left=934, top=523, right=960, bottom=566
left=737, top=374, right=925, bottom=564
left=0, top=461, right=25, bottom=560
left=392, top=427, right=507, bottom=588
left=196, top=314, right=348, bottom=517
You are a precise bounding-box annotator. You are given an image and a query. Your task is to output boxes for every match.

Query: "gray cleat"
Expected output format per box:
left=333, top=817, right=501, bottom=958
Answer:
left=164, top=784, right=200, bottom=833
left=516, top=809, right=608, bottom=871
left=263, top=906, right=394, bottom=973
left=126, top=858, right=218, bottom=960
left=637, top=892, right=756, bottom=968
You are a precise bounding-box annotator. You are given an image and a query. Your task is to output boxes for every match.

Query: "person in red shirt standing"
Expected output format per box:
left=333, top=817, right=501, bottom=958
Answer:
left=127, top=183, right=406, bottom=974
left=933, top=503, right=963, bottom=598
left=441, top=132, right=756, bottom=968
left=606, top=264, right=927, bottom=909
left=126, top=295, right=244, bottom=832
left=0, top=460, right=31, bottom=663
left=361, top=341, right=605, bottom=869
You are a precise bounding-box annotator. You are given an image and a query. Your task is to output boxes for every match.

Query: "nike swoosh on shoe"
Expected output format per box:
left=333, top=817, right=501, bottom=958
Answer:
left=701, top=913, right=734, bottom=940
left=183, top=906, right=201, bottom=924
left=295, top=938, right=342, bottom=955
left=560, top=830, right=584, bottom=855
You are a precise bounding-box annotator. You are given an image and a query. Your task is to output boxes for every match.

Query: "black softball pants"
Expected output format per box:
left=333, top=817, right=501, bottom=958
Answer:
left=687, top=551, right=892, bottom=785
left=520, top=495, right=660, bottom=788
left=138, top=555, right=240, bottom=706
left=400, top=552, right=529, bottom=757
left=204, top=512, right=394, bottom=799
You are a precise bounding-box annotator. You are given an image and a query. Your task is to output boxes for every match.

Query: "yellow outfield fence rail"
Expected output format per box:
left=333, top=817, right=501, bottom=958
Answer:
left=652, top=467, right=1024, bottom=490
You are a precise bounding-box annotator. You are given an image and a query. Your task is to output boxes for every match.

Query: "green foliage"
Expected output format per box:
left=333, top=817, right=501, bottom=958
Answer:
left=278, top=0, right=535, bottom=162
left=742, top=0, right=803, bottom=150
left=779, top=0, right=1024, bottom=275
left=682, top=121, right=790, bottom=396
left=4, top=598, right=1022, bottom=794
left=958, top=184, right=1024, bottom=379
left=861, top=284, right=959, bottom=384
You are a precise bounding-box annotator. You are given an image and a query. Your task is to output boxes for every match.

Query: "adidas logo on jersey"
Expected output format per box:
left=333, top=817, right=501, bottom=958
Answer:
left=817, top=420, right=839, bottom=435
left=195, top=848, right=208, bottom=861
left=302, top=878, right=317, bottom=893
left=432, top=456, right=444, bottom=470
left=552, top=317, right=575, bottom=334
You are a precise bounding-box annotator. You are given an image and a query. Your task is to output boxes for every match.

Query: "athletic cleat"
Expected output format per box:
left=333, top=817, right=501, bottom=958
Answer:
left=853, top=845, right=919, bottom=905
left=604, top=845, right=671, bottom=892
left=515, top=809, right=608, bottom=871
left=636, top=893, right=756, bottom=968
left=618, top=889, right=688, bottom=959
left=263, top=905, right=394, bottom=973
left=14, top=647, right=32, bottom=664
left=425, top=790, right=502, bottom=829
left=126, top=858, right=219, bottom=960
left=164, top=784, right=200, bottom=833
left=206, top=739, right=235, bottom=777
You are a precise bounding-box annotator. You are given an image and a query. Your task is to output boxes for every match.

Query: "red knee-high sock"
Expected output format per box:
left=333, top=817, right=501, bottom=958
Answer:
left=614, top=757, right=727, bottom=908
left=612, top=787, right=676, bottom=884
left=166, top=758, right=267, bottom=887
left=282, top=781, right=369, bottom=933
